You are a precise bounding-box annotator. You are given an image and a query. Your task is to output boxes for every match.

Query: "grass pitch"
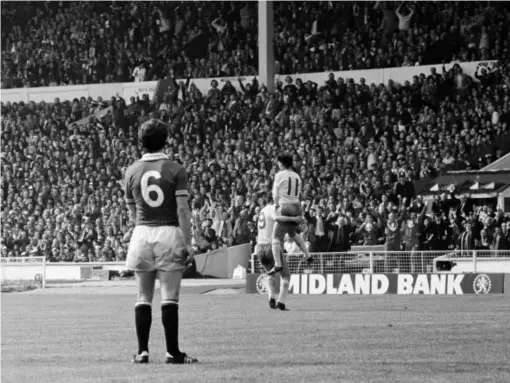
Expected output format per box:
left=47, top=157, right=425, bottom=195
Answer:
left=2, top=287, right=510, bottom=383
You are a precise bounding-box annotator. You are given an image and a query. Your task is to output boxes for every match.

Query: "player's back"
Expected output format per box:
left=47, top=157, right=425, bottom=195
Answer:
left=257, top=204, right=277, bottom=245
left=273, top=169, right=302, bottom=204
left=125, top=154, right=184, bottom=227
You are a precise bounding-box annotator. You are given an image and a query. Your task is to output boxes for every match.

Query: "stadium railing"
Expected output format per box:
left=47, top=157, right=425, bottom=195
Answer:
left=1, top=61, right=495, bottom=104
left=249, top=250, right=510, bottom=275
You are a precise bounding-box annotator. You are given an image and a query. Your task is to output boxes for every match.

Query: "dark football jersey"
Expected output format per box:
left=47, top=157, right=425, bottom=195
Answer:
left=124, top=153, right=188, bottom=227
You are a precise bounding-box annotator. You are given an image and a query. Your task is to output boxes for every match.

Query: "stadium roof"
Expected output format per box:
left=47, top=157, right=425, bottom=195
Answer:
left=481, top=152, right=510, bottom=171
left=417, top=169, right=510, bottom=199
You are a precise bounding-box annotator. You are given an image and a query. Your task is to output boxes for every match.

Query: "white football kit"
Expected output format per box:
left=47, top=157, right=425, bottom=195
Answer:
left=272, top=169, right=302, bottom=206
left=257, top=204, right=277, bottom=245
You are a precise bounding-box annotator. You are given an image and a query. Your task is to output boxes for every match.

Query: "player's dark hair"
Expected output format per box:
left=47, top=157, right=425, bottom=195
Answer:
left=276, top=153, right=293, bottom=169
left=139, top=119, right=168, bottom=153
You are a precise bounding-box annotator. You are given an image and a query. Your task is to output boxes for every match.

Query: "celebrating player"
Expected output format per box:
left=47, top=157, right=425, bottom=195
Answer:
left=124, top=119, right=198, bottom=365
left=257, top=196, right=303, bottom=310
left=268, top=154, right=313, bottom=275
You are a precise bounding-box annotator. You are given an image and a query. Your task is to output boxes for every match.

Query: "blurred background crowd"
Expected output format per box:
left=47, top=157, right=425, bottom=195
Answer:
left=1, top=1, right=510, bottom=263
left=2, top=1, right=509, bottom=88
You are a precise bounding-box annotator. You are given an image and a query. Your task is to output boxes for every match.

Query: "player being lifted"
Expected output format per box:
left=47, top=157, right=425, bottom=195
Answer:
left=268, top=153, right=313, bottom=275
left=257, top=195, right=303, bottom=310
left=124, top=119, right=198, bottom=365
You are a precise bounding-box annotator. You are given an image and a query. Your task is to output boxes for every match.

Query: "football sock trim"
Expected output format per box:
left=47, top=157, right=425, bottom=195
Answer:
left=161, top=299, right=178, bottom=306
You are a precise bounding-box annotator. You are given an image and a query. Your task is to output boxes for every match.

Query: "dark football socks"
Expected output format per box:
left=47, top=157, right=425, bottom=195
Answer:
left=135, top=303, right=152, bottom=354
left=162, top=301, right=181, bottom=357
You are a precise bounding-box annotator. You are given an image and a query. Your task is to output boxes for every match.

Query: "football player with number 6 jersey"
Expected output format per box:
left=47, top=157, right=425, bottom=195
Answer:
left=124, top=119, right=198, bottom=365
left=268, top=154, right=313, bottom=276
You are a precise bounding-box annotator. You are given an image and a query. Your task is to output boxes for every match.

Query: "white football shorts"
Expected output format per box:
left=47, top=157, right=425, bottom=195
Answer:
left=126, top=226, right=186, bottom=272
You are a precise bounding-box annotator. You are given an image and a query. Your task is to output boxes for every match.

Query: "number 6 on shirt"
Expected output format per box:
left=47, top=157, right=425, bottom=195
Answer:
left=141, top=171, right=164, bottom=208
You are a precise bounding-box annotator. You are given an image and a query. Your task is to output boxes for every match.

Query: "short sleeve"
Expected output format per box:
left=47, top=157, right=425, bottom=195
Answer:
left=124, top=168, right=134, bottom=204
left=175, top=166, right=189, bottom=198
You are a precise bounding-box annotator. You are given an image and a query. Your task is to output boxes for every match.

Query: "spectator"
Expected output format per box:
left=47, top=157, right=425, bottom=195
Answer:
left=490, top=226, right=509, bottom=250
left=396, top=2, right=414, bottom=32
left=283, top=234, right=300, bottom=254
left=477, top=229, right=492, bottom=250
left=1, top=2, right=259, bottom=88
left=357, top=214, right=383, bottom=246
left=3, top=2, right=510, bottom=88
left=383, top=207, right=405, bottom=272
left=132, top=62, right=147, bottom=82
left=424, top=213, right=450, bottom=251
left=458, top=221, right=476, bottom=252
left=328, top=216, right=353, bottom=253
left=2, top=61, right=510, bottom=262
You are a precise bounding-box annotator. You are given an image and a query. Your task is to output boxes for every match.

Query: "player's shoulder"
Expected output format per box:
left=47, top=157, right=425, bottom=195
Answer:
left=262, top=204, right=276, bottom=215
left=125, top=160, right=142, bottom=179
left=129, top=154, right=184, bottom=174
left=277, top=169, right=300, bottom=178
left=165, top=159, right=186, bottom=175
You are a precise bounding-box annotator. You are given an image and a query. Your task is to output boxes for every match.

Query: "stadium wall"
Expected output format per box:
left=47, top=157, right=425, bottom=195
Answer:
left=1, top=82, right=157, bottom=105
left=443, top=258, right=510, bottom=274
left=0, top=244, right=251, bottom=282
left=1, top=61, right=496, bottom=104
left=194, top=243, right=251, bottom=278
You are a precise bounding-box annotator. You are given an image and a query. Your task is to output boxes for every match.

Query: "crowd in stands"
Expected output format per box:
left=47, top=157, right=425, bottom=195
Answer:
left=3, top=1, right=510, bottom=88
left=2, top=57, right=510, bottom=262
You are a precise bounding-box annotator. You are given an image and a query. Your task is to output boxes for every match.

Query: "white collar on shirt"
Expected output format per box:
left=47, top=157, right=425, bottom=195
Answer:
left=140, top=152, right=168, bottom=162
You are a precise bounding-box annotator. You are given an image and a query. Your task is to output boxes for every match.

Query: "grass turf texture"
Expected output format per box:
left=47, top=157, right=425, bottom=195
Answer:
left=2, top=290, right=510, bottom=383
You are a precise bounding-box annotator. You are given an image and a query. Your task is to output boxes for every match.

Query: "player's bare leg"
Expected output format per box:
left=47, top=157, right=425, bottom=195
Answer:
left=275, top=256, right=291, bottom=311
left=276, top=275, right=290, bottom=311
left=270, top=223, right=283, bottom=270
left=268, top=238, right=284, bottom=276
left=160, top=270, right=198, bottom=364
left=291, top=233, right=314, bottom=264
left=132, top=270, right=157, bottom=364
left=266, top=274, right=277, bottom=309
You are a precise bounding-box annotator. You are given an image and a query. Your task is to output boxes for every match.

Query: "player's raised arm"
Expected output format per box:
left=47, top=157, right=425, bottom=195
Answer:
left=175, top=167, right=192, bottom=250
